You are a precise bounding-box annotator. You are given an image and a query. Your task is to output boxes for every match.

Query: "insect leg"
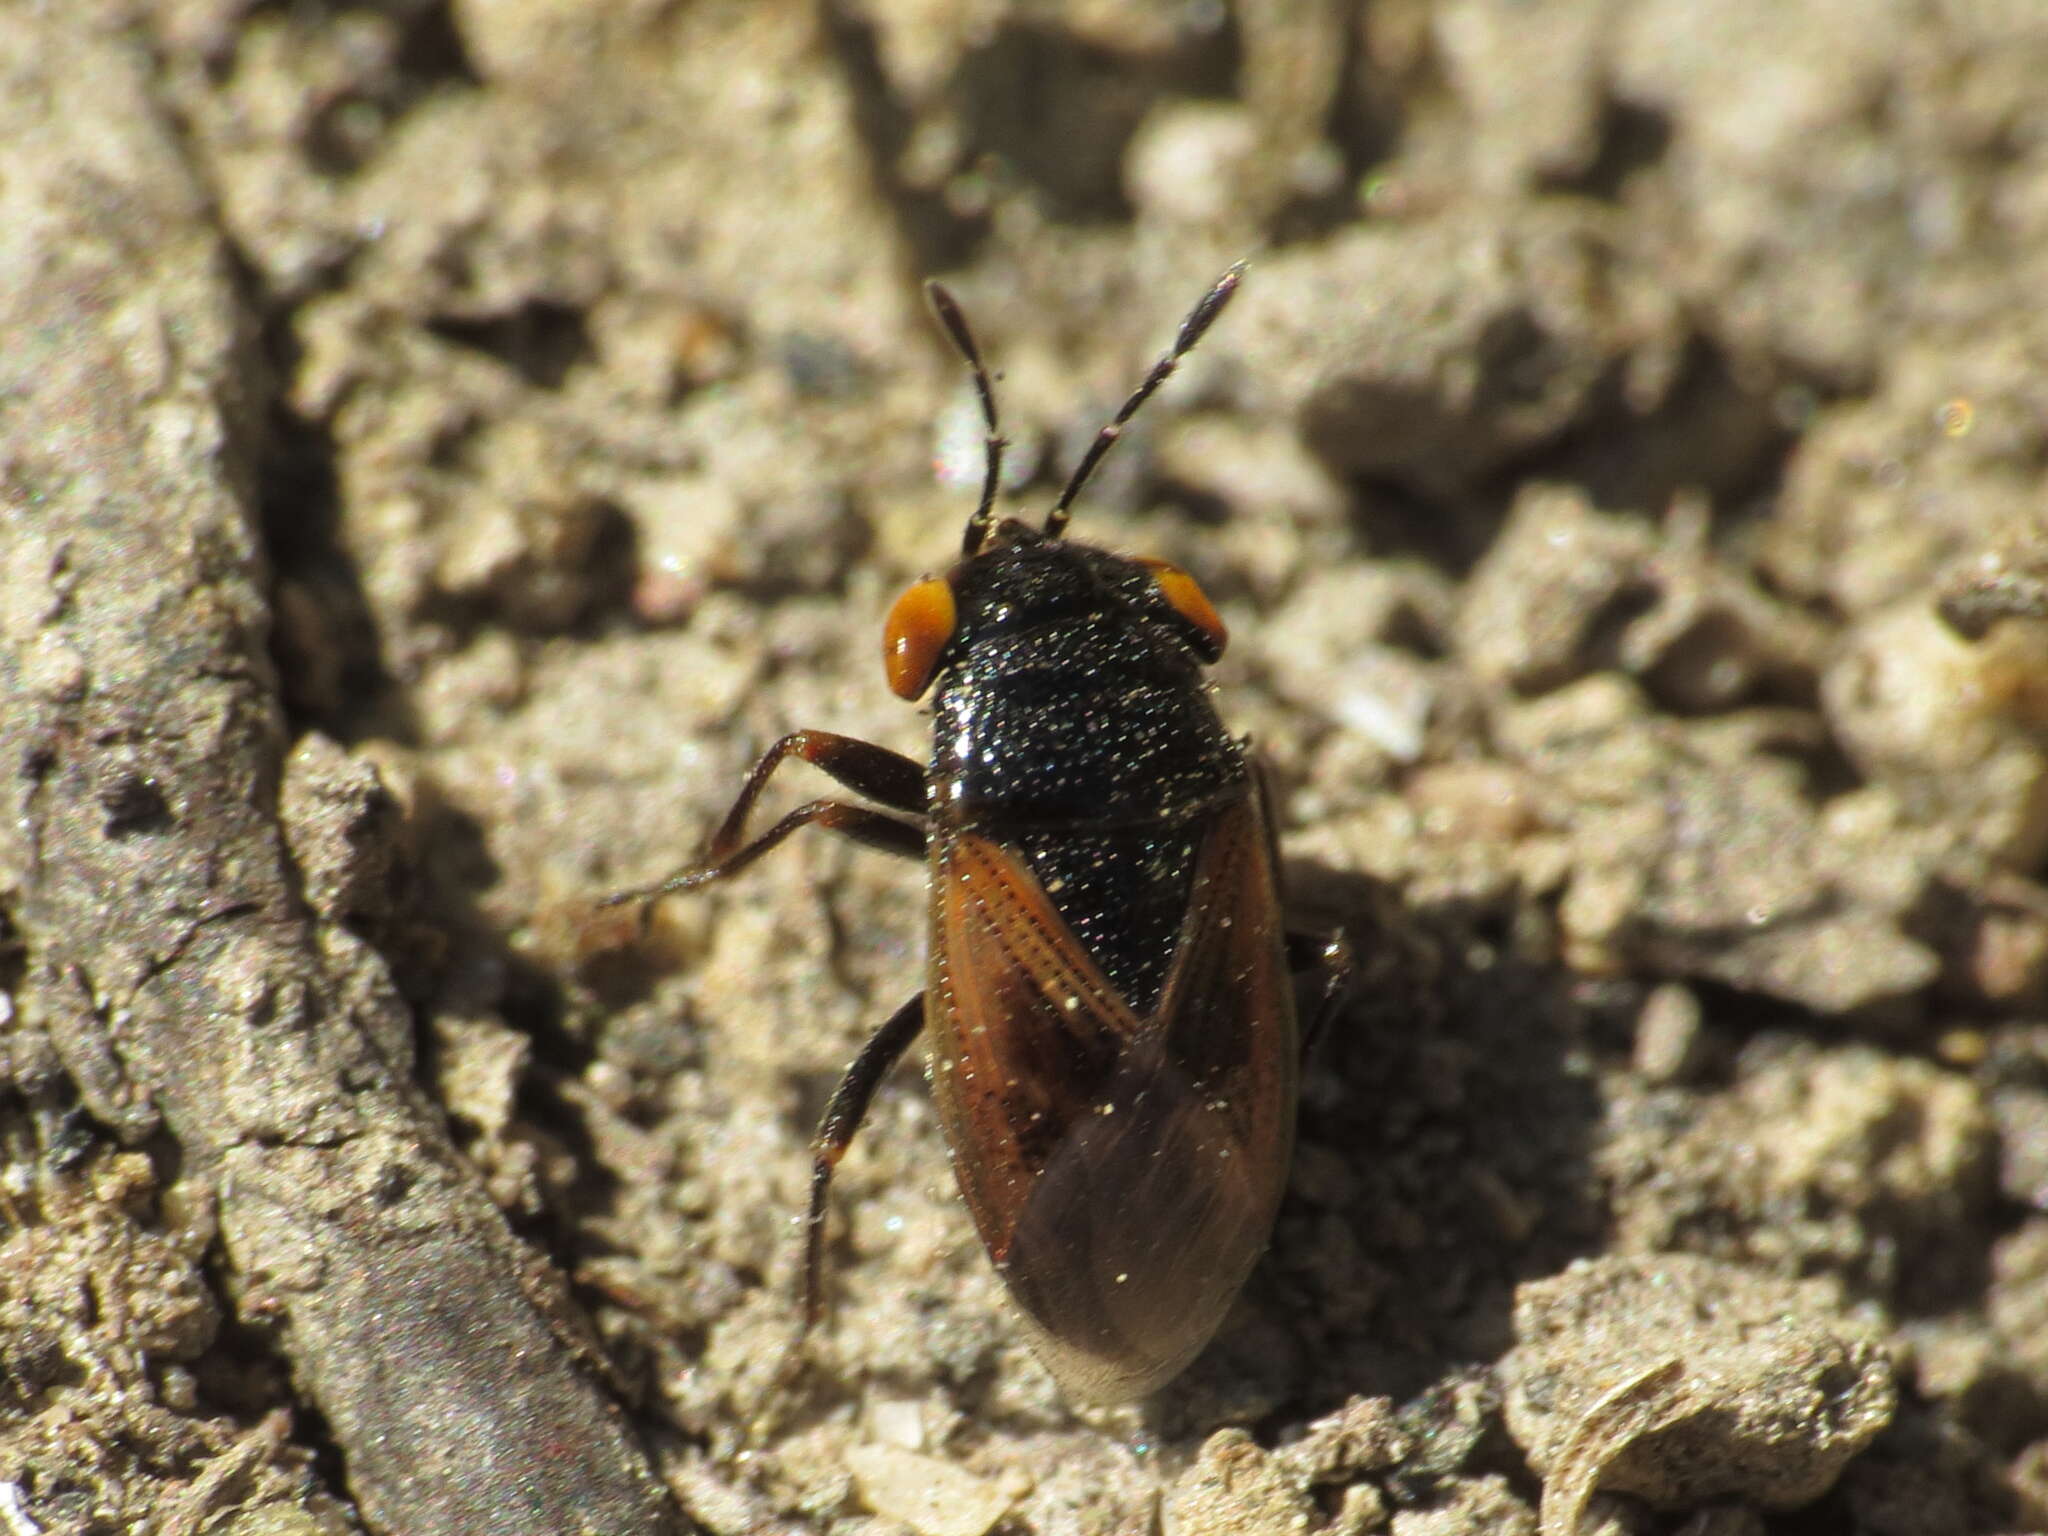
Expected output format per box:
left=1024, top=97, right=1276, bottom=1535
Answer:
left=601, top=800, right=923, bottom=909
left=601, top=731, right=926, bottom=909
left=802, top=991, right=926, bottom=1330
left=707, top=730, right=926, bottom=854
left=1287, top=929, right=1354, bottom=1057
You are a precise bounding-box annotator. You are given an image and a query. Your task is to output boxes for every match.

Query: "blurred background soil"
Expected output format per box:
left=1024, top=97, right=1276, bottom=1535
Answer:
left=8, top=0, right=2048, bottom=1531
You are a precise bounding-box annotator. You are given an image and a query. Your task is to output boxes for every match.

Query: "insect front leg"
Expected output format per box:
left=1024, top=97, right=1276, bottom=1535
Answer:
left=705, top=731, right=926, bottom=849
left=603, top=731, right=927, bottom=909
left=803, top=992, right=927, bottom=1331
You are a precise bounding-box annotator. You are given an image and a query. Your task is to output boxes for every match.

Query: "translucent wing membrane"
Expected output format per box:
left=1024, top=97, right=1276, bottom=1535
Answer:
left=926, top=786, right=1296, bottom=1401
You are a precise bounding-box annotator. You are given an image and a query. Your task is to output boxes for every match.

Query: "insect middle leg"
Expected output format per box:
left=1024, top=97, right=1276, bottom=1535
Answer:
left=803, top=991, right=926, bottom=1329
left=603, top=731, right=927, bottom=907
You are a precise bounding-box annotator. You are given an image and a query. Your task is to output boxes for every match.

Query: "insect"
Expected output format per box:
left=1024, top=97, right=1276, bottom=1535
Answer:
left=612, top=266, right=1347, bottom=1401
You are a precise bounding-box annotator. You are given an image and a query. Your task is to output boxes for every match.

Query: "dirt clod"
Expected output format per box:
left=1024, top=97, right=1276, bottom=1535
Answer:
left=1501, top=1255, right=1896, bottom=1533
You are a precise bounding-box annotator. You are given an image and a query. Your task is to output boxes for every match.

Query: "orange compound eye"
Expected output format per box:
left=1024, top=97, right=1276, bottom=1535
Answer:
left=1137, top=558, right=1227, bottom=660
left=884, top=575, right=958, bottom=699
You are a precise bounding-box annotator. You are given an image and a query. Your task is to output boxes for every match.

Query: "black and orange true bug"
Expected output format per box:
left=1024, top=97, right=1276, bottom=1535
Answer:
left=612, top=266, right=1349, bottom=1402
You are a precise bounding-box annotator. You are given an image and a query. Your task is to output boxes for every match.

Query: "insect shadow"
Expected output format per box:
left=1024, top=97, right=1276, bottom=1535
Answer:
left=1216, top=856, right=1606, bottom=1424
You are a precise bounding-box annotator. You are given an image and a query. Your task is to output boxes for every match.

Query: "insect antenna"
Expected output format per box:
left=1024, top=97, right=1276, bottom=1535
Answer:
left=1043, top=261, right=1246, bottom=541
left=925, top=280, right=1008, bottom=558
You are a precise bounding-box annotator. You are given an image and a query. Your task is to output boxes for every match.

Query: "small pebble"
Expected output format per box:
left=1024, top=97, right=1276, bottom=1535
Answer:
left=1633, top=983, right=1704, bottom=1085
left=844, top=1444, right=1011, bottom=1536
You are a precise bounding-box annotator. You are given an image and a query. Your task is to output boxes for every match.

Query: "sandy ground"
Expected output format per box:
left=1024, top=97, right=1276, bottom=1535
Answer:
left=4, top=0, right=2048, bottom=1532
